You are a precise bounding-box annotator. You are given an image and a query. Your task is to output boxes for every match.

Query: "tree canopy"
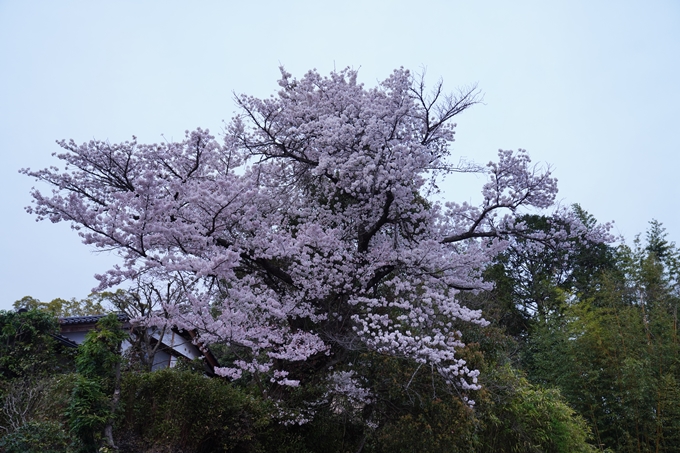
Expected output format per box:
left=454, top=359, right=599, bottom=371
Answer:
left=22, top=67, right=610, bottom=411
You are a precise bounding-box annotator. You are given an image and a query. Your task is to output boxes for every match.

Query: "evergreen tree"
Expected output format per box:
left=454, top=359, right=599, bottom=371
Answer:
left=526, top=222, right=680, bottom=452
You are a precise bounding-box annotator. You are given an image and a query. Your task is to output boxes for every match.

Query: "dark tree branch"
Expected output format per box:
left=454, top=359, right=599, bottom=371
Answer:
left=214, top=237, right=296, bottom=287
left=366, top=264, right=397, bottom=290
left=442, top=230, right=498, bottom=244
left=358, top=191, right=394, bottom=253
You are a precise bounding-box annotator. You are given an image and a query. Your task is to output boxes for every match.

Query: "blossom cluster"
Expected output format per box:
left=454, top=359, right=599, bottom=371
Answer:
left=22, top=67, right=610, bottom=403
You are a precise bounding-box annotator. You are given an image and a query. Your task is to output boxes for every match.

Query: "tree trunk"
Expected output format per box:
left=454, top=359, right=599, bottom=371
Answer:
left=104, top=350, right=122, bottom=449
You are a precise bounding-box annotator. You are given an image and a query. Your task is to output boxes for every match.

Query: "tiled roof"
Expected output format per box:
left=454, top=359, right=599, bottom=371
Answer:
left=59, top=313, right=129, bottom=325
left=49, top=333, right=79, bottom=348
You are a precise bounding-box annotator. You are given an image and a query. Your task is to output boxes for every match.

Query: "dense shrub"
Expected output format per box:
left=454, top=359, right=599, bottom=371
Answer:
left=0, top=375, right=75, bottom=435
left=67, top=375, right=112, bottom=451
left=118, top=369, right=272, bottom=453
left=0, top=420, right=75, bottom=453
left=370, top=396, right=476, bottom=453
left=476, top=366, right=597, bottom=453
left=363, top=353, right=477, bottom=453
left=0, top=309, right=74, bottom=380
left=66, top=313, right=128, bottom=452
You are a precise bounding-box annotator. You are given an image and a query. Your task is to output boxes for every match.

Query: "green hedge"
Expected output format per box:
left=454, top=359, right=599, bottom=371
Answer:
left=0, top=421, right=75, bottom=453
left=118, top=369, right=272, bottom=453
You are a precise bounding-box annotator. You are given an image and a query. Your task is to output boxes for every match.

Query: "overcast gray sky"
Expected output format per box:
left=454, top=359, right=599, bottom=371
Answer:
left=1, top=0, right=679, bottom=310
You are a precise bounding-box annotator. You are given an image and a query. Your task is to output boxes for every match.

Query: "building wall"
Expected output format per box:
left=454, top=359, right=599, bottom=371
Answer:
left=59, top=321, right=204, bottom=371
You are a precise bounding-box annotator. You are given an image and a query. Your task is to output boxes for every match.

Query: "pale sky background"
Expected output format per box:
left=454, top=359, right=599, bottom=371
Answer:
left=1, top=0, right=678, bottom=310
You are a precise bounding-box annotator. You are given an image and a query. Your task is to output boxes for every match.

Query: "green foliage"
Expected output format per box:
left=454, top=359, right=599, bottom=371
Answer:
left=476, top=366, right=596, bottom=453
left=66, top=375, right=110, bottom=451
left=68, top=314, right=128, bottom=452
left=8, top=219, right=680, bottom=452
left=281, top=347, right=594, bottom=453
left=0, top=309, right=72, bottom=380
left=645, top=220, right=679, bottom=268
left=364, top=353, right=477, bottom=453
left=482, top=207, right=617, bottom=338
left=1, top=377, right=64, bottom=432
left=525, top=222, right=680, bottom=452
left=0, top=375, right=79, bottom=451
left=75, top=314, right=128, bottom=383
left=118, top=368, right=272, bottom=453
left=0, top=420, right=76, bottom=453
left=370, top=393, right=475, bottom=453
left=90, top=289, right=148, bottom=318
left=259, top=351, right=478, bottom=453
left=13, top=295, right=108, bottom=317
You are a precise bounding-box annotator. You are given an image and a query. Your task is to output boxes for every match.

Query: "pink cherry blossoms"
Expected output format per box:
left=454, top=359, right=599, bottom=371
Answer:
left=22, top=67, right=610, bottom=402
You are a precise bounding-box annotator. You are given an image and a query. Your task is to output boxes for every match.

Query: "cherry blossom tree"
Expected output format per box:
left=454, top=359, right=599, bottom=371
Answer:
left=21, top=67, right=610, bottom=409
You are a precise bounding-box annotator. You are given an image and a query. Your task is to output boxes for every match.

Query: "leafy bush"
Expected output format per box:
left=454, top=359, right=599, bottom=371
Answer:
left=476, top=365, right=597, bottom=453
left=371, top=396, right=476, bottom=453
left=0, top=420, right=75, bottom=453
left=63, top=313, right=129, bottom=452
left=0, top=309, right=73, bottom=380
left=118, top=369, right=272, bottom=453
left=66, top=375, right=111, bottom=451
left=363, top=354, right=477, bottom=453
left=276, top=352, right=479, bottom=453
left=0, top=375, right=75, bottom=434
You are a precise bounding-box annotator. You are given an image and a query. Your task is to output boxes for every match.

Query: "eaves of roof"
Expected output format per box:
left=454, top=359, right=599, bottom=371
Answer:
left=49, top=333, right=79, bottom=348
left=58, top=313, right=129, bottom=325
